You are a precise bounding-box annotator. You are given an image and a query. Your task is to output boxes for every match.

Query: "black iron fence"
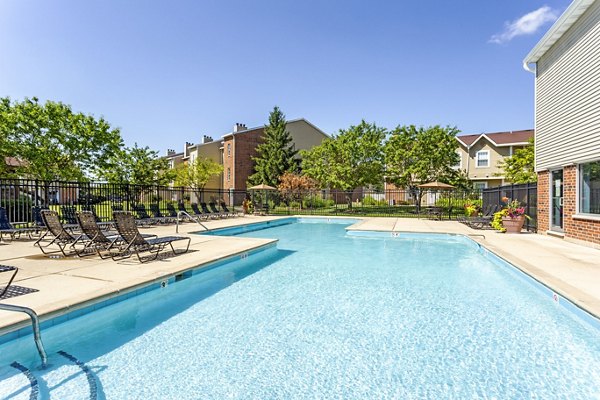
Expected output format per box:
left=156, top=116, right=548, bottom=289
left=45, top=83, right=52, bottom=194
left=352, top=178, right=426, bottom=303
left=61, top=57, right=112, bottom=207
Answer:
left=0, top=178, right=246, bottom=224
left=1, top=178, right=484, bottom=224
left=482, top=183, right=537, bottom=232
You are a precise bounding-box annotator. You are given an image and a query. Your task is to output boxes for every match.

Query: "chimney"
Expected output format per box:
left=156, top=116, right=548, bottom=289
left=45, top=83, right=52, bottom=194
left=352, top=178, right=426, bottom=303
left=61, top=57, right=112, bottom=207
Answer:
left=233, top=123, right=247, bottom=133
left=183, top=142, right=194, bottom=157
left=166, top=149, right=176, bottom=156
left=202, top=135, right=213, bottom=144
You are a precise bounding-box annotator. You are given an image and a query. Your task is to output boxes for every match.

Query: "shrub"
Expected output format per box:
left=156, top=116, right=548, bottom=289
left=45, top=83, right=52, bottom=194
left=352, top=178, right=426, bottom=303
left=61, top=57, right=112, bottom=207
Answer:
left=362, top=195, right=387, bottom=206
left=303, top=197, right=334, bottom=208
left=435, top=198, right=482, bottom=209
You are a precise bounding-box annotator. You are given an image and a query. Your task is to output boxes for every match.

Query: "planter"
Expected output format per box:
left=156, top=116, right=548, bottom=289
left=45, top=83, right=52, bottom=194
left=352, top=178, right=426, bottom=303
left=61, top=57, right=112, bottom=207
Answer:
left=502, top=215, right=525, bottom=234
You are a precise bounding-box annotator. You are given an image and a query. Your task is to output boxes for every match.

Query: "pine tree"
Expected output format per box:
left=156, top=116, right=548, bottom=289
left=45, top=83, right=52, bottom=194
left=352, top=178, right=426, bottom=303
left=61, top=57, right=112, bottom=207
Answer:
left=248, top=106, right=298, bottom=187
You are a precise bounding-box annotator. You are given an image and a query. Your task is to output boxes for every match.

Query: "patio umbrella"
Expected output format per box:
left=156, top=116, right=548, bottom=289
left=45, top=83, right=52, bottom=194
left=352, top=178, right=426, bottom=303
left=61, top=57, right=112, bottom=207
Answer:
left=418, top=181, right=455, bottom=189
left=248, top=184, right=278, bottom=212
left=248, top=184, right=277, bottom=191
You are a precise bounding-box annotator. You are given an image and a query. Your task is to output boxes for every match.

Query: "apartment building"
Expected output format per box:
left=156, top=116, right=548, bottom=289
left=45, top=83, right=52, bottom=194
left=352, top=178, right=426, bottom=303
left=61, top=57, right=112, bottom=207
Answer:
left=524, top=0, right=600, bottom=246
left=456, top=130, right=534, bottom=189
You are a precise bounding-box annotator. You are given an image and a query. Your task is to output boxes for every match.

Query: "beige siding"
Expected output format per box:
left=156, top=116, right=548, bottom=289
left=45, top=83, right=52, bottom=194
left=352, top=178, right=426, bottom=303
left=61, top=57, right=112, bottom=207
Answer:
left=286, top=120, right=329, bottom=154
left=190, top=141, right=223, bottom=190
left=536, top=0, right=600, bottom=170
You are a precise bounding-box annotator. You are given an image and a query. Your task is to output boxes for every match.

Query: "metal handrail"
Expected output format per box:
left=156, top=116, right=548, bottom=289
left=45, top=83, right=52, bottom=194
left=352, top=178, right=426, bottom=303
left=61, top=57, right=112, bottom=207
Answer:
left=0, top=303, right=48, bottom=368
left=176, top=211, right=209, bottom=233
left=1, top=266, right=48, bottom=368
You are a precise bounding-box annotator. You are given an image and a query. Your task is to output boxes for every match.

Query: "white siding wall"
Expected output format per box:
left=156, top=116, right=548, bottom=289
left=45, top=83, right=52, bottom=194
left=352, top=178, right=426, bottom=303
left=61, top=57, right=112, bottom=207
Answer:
left=536, top=0, right=600, bottom=171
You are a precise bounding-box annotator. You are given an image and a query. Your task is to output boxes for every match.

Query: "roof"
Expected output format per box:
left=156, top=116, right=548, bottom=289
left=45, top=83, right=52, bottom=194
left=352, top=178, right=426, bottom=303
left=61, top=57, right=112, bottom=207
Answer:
left=523, top=0, right=596, bottom=71
left=456, top=130, right=534, bottom=147
left=221, top=118, right=329, bottom=139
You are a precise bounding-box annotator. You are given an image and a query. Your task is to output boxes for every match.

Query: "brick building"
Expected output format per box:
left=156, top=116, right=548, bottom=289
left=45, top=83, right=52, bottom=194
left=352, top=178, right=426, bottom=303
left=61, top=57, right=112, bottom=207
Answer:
left=221, top=119, right=328, bottom=191
left=524, top=0, right=600, bottom=246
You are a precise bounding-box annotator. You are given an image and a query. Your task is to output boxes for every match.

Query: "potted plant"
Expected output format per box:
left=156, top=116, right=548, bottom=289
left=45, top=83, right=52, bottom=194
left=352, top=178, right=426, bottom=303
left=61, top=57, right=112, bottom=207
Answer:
left=492, top=199, right=530, bottom=233
left=242, top=198, right=253, bottom=215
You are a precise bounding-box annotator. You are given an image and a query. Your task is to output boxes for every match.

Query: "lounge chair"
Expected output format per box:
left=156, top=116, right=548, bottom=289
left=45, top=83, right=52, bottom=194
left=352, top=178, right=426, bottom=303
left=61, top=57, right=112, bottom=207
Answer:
left=112, top=211, right=191, bottom=262
left=463, top=205, right=499, bottom=229
left=34, top=210, right=86, bottom=256
left=201, top=202, right=221, bottom=219
left=220, top=201, right=242, bottom=217
left=149, top=204, right=177, bottom=224
left=0, top=207, right=41, bottom=242
left=209, top=202, right=229, bottom=218
left=190, top=203, right=210, bottom=220
left=132, top=204, right=159, bottom=226
left=76, top=211, right=157, bottom=258
left=60, top=205, right=78, bottom=225
left=166, top=203, right=179, bottom=218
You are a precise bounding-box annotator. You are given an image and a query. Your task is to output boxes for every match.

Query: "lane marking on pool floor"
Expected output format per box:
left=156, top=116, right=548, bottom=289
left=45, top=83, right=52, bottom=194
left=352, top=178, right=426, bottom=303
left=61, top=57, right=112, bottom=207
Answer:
left=10, top=361, right=39, bottom=400
left=57, top=351, right=98, bottom=400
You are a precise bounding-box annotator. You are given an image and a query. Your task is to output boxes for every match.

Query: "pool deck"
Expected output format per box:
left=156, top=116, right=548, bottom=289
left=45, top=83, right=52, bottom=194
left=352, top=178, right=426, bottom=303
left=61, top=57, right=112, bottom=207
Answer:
left=1, top=215, right=599, bottom=334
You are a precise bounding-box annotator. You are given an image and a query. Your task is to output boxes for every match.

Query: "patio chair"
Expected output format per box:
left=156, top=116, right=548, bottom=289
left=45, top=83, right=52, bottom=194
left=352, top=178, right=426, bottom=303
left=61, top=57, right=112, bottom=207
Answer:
left=220, top=201, right=242, bottom=217
left=112, top=211, right=191, bottom=263
left=465, top=204, right=499, bottom=229
left=190, top=203, right=210, bottom=220
left=132, top=204, right=159, bottom=226
left=34, top=210, right=86, bottom=256
left=201, top=202, right=222, bottom=219
left=149, top=204, right=177, bottom=224
left=76, top=211, right=157, bottom=259
left=0, top=207, right=41, bottom=242
left=60, top=205, right=79, bottom=225
left=166, top=203, right=179, bottom=218
left=209, top=202, right=229, bottom=218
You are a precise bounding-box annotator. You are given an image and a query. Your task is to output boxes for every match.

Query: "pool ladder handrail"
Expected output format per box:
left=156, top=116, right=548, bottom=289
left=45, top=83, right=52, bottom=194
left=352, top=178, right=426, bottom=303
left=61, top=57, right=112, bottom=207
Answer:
left=176, top=211, right=209, bottom=233
left=0, top=266, right=48, bottom=368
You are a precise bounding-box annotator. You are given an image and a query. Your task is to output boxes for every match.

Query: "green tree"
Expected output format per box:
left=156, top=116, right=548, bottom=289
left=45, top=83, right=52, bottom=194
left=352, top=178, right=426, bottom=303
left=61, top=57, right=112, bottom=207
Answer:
left=0, top=97, right=123, bottom=180
left=173, top=157, right=223, bottom=199
left=301, top=120, right=386, bottom=207
left=248, top=106, right=298, bottom=187
left=385, top=125, right=460, bottom=208
left=497, top=137, right=537, bottom=183
left=102, top=143, right=173, bottom=186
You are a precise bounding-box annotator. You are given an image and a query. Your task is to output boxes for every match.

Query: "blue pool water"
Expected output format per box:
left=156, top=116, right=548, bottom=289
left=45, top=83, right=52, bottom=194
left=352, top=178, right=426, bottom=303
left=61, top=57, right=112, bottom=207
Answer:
left=1, top=219, right=600, bottom=399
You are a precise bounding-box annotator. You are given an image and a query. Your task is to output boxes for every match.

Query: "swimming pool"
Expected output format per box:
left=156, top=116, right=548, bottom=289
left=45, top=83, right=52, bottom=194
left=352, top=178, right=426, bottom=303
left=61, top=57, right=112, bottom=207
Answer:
left=1, top=219, right=599, bottom=399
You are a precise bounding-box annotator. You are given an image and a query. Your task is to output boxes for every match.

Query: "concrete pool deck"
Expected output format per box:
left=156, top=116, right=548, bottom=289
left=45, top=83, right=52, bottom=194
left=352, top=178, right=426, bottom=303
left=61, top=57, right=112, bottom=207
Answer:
left=1, top=215, right=599, bottom=335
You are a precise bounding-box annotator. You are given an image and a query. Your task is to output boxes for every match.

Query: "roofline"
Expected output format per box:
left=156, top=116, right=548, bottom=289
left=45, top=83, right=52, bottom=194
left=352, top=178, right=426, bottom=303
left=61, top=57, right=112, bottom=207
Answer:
left=523, top=0, right=595, bottom=72
left=221, top=118, right=330, bottom=139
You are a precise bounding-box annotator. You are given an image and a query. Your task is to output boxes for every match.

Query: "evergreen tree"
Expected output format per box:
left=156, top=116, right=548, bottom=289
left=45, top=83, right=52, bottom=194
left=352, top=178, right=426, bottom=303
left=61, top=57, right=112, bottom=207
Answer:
left=248, top=106, right=298, bottom=187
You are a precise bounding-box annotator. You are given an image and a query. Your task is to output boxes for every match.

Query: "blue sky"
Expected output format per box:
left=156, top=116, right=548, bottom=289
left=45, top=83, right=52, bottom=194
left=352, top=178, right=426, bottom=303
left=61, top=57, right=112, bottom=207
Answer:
left=0, top=1, right=570, bottom=152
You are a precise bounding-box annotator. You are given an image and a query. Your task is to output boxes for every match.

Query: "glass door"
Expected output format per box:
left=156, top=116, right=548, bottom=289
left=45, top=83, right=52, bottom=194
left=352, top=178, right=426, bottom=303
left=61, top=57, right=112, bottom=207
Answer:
left=551, top=169, right=563, bottom=231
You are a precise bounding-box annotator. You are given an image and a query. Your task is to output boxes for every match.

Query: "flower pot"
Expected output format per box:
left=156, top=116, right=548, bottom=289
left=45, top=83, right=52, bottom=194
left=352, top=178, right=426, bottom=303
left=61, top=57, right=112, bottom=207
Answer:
left=502, top=215, right=525, bottom=234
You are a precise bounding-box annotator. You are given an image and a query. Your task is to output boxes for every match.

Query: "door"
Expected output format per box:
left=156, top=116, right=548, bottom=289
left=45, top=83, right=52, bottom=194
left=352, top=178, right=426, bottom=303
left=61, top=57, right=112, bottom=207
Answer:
left=551, top=169, right=563, bottom=231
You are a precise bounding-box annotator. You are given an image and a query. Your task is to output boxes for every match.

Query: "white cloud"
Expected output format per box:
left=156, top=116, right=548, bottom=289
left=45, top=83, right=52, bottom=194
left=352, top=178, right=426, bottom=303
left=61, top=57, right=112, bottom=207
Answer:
left=490, top=6, right=559, bottom=44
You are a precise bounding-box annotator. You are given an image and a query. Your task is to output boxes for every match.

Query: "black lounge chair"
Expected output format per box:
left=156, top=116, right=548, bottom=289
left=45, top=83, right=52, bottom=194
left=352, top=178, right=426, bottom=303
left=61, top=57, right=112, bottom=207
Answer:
left=60, top=205, right=79, bottom=225
left=112, top=211, right=191, bottom=262
left=0, top=207, right=41, bottom=242
left=220, top=201, right=241, bottom=217
left=190, top=203, right=210, bottom=220
left=209, top=202, right=229, bottom=218
left=201, top=202, right=221, bottom=219
left=76, top=211, right=157, bottom=258
left=166, top=203, right=179, bottom=218
left=463, top=204, right=499, bottom=229
left=149, top=204, right=177, bottom=224
left=132, top=204, right=160, bottom=225
left=34, top=210, right=86, bottom=256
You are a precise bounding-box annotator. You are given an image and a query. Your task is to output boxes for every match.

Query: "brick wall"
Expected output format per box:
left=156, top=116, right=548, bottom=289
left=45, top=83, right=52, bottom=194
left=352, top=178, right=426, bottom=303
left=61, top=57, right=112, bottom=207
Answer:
left=537, top=171, right=549, bottom=232
left=539, top=166, right=600, bottom=245
left=563, top=165, right=600, bottom=245
left=223, top=128, right=264, bottom=190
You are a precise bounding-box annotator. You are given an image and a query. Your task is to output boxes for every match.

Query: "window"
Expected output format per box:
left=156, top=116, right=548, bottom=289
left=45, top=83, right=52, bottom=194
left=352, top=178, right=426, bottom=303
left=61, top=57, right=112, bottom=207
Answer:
left=476, top=151, right=489, bottom=168
left=473, top=182, right=488, bottom=190
left=579, top=161, right=600, bottom=214
left=227, top=167, right=231, bottom=182
left=227, top=143, right=231, bottom=157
